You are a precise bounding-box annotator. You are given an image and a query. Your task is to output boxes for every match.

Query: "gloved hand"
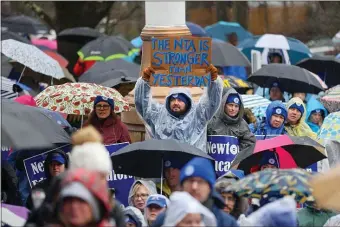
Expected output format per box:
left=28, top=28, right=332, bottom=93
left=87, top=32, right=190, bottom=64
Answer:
left=206, top=64, right=218, bottom=81
left=142, top=66, right=155, bottom=82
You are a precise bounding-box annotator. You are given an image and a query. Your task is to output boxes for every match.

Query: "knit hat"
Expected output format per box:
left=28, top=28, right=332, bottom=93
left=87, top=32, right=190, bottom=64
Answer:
left=289, top=102, right=305, bottom=115
left=94, top=95, right=114, bottom=109
left=259, top=151, right=280, bottom=168
left=180, top=157, right=215, bottom=189
left=270, top=82, right=283, bottom=92
left=272, top=107, right=287, bottom=119
left=60, top=182, right=101, bottom=221
left=226, top=94, right=241, bottom=105
left=70, top=142, right=112, bottom=175
left=311, top=109, right=324, bottom=117
left=170, top=93, right=190, bottom=107
left=164, top=157, right=183, bottom=170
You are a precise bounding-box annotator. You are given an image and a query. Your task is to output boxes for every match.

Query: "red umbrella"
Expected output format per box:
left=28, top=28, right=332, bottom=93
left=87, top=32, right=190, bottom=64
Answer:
left=42, top=50, right=69, bottom=68
left=232, top=135, right=326, bottom=175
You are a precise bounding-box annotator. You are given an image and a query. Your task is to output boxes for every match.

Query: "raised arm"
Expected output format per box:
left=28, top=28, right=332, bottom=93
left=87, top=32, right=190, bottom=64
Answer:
left=134, top=67, right=161, bottom=128
left=196, top=64, right=223, bottom=124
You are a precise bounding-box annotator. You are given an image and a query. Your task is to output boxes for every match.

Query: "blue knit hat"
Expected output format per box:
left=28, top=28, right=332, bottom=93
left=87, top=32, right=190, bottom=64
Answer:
left=171, top=93, right=190, bottom=107
left=272, top=107, right=287, bottom=119
left=270, top=82, right=283, bottom=92
left=226, top=94, right=241, bottom=105
left=260, top=151, right=280, bottom=168
left=94, top=95, right=114, bottom=109
left=180, top=157, right=215, bottom=189
left=164, top=157, right=183, bottom=170
left=289, top=102, right=305, bottom=115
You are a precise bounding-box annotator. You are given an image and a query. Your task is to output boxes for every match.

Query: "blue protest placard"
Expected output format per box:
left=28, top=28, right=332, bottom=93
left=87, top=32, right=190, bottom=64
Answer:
left=1, top=146, right=11, bottom=161
left=207, top=135, right=239, bottom=175
left=150, top=36, right=212, bottom=87
left=255, top=135, right=278, bottom=140
left=23, top=142, right=134, bottom=206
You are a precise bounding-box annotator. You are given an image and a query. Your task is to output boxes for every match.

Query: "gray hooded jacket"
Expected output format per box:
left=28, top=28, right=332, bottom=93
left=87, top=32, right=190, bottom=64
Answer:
left=135, top=77, right=223, bottom=152
left=128, top=180, right=157, bottom=207
left=208, top=88, right=256, bottom=151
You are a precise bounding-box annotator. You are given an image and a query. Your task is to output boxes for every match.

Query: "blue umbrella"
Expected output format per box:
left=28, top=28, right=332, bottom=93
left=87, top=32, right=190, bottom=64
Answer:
left=205, top=21, right=253, bottom=43
left=186, top=22, right=208, bottom=37
left=131, top=36, right=143, bottom=48
left=238, top=35, right=312, bottom=64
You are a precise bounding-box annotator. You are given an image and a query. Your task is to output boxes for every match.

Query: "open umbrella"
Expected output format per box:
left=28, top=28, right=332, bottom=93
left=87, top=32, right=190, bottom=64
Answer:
left=58, top=27, right=104, bottom=39
left=248, top=64, right=326, bottom=94
left=186, top=22, right=208, bottom=37
left=79, top=59, right=140, bottom=84
left=232, top=135, right=326, bottom=174
left=320, top=85, right=340, bottom=113
left=317, top=112, right=340, bottom=146
left=241, top=94, right=271, bottom=109
left=230, top=168, right=314, bottom=204
left=1, top=204, right=27, bottom=227
left=212, top=39, right=250, bottom=67
left=78, top=36, right=139, bottom=62
left=1, top=30, right=31, bottom=44
left=2, top=99, right=70, bottom=149
left=238, top=35, right=312, bottom=65
left=221, top=75, right=253, bottom=90
left=111, top=139, right=215, bottom=178
left=1, top=15, right=49, bottom=35
left=1, top=39, right=64, bottom=81
left=205, top=21, right=253, bottom=43
left=35, top=82, right=130, bottom=115
left=296, top=55, right=340, bottom=87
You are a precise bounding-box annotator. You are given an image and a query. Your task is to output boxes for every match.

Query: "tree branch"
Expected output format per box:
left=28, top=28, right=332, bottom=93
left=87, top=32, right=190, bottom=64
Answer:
left=23, top=1, right=56, bottom=29
left=110, top=3, right=141, bottom=27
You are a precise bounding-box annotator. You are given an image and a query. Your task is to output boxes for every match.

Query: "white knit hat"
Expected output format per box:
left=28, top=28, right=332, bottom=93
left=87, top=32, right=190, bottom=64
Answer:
left=69, top=142, right=112, bottom=174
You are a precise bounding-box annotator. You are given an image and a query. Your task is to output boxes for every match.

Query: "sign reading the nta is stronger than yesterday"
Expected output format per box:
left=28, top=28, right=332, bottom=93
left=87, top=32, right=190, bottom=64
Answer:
left=150, top=36, right=211, bottom=87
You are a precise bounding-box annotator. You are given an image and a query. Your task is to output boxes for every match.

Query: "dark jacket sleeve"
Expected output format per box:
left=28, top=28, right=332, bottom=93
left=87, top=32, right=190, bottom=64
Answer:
left=239, top=120, right=256, bottom=151
left=1, top=162, right=22, bottom=206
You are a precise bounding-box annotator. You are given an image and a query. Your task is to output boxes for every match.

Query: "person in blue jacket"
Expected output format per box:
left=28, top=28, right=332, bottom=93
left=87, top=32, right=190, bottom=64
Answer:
left=306, top=97, right=328, bottom=133
left=152, top=157, right=239, bottom=227
left=253, top=101, right=288, bottom=136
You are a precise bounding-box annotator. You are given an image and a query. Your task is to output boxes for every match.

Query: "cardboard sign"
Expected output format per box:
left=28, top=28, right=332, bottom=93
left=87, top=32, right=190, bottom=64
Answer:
left=23, top=142, right=134, bottom=206
left=150, top=36, right=211, bottom=87
left=207, top=135, right=239, bottom=175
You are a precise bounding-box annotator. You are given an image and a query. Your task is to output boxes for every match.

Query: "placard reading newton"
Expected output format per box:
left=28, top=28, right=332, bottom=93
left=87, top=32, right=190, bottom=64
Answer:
left=150, top=36, right=212, bottom=87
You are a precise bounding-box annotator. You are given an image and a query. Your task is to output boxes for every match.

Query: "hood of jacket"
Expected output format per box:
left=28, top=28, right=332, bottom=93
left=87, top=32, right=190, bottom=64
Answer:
left=128, top=180, right=157, bottom=206
left=285, top=97, right=317, bottom=138
left=44, top=149, right=69, bottom=180
left=306, top=96, right=328, bottom=133
left=124, top=206, right=147, bottom=227
left=165, top=87, right=193, bottom=119
left=263, top=101, right=287, bottom=135
left=217, top=87, right=244, bottom=125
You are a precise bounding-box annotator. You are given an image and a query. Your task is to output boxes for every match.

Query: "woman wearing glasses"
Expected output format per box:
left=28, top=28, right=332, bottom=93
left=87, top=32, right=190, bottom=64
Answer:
left=128, top=180, right=157, bottom=213
left=85, top=95, right=131, bottom=144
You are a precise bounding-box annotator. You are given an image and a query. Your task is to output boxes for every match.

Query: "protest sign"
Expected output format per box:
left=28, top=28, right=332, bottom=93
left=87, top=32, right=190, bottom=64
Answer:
left=2, top=146, right=11, bottom=161
left=207, top=135, right=239, bottom=175
left=150, top=36, right=211, bottom=87
left=23, top=142, right=133, bottom=206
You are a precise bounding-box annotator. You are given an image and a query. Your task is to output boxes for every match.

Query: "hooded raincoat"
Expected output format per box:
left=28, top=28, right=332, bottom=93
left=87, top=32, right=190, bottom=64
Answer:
left=128, top=180, right=157, bottom=207
left=254, top=101, right=287, bottom=136
left=124, top=206, right=148, bottom=227
left=285, top=97, right=317, bottom=139
left=207, top=88, right=256, bottom=151
left=306, top=97, right=328, bottom=133
left=297, top=206, right=336, bottom=227
left=134, top=77, right=223, bottom=152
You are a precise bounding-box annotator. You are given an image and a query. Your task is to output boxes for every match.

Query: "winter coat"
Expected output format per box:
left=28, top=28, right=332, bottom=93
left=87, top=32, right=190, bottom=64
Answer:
left=128, top=180, right=157, bottom=207
left=254, top=101, right=287, bottom=136
left=1, top=161, right=22, bottom=206
left=134, top=77, right=223, bottom=152
left=73, top=58, right=96, bottom=77
left=297, top=206, right=336, bottom=227
left=26, top=149, right=69, bottom=210
left=285, top=97, right=317, bottom=139
left=87, top=116, right=131, bottom=145
left=152, top=190, right=239, bottom=227
left=306, top=97, right=328, bottom=133
left=208, top=88, right=256, bottom=151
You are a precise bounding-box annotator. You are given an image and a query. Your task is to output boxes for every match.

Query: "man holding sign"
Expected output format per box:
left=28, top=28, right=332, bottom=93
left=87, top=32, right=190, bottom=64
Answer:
left=135, top=64, right=223, bottom=152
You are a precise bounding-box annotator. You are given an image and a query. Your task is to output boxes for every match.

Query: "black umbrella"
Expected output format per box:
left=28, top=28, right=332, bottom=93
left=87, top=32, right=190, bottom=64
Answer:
left=111, top=139, right=215, bottom=178
left=58, top=27, right=104, bottom=39
left=1, top=15, right=49, bottom=35
left=212, top=39, right=250, bottom=67
left=248, top=64, right=326, bottom=94
left=1, top=31, right=31, bottom=44
left=296, top=55, right=340, bottom=87
left=78, top=36, right=137, bottom=61
left=2, top=99, right=71, bottom=149
left=79, top=59, right=140, bottom=84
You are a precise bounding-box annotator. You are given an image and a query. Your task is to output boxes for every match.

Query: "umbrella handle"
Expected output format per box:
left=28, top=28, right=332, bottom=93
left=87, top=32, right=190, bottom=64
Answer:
left=17, top=66, right=26, bottom=83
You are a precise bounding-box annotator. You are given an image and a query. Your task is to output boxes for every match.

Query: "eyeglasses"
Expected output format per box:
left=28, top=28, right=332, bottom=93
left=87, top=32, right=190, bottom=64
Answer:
left=95, top=104, right=110, bottom=110
left=134, top=193, right=149, bottom=200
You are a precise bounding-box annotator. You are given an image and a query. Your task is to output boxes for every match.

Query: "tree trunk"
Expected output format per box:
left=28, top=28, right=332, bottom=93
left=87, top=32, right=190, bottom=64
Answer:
left=233, top=2, right=248, bottom=29
left=216, top=1, right=233, bottom=22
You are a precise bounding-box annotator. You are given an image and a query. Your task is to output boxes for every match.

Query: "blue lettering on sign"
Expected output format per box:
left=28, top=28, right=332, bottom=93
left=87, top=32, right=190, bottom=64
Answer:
left=207, top=135, right=239, bottom=175
left=23, top=142, right=134, bottom=206
left=151, top=37, right=211, bottom=87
